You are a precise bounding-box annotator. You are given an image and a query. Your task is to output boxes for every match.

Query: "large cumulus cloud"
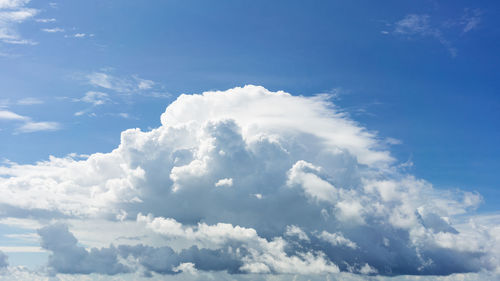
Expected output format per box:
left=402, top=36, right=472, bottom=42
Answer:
left=0, top=85, right=498, bottom=278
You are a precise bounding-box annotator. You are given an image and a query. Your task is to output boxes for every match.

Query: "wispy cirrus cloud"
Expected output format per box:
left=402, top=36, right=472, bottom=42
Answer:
left=85, top=71, right=156, bottom=94
left=0, top=0, right=30, bottom=9
left=70, top=70, right=166, bottom=118
left=79, top=91, right=109, bottom=106
left=1, top=1, right=94, bottom=48
left=72, top=91, right=110, bottom=116
left=64, top=32, right=94, bottom=39
left=16, top=120, right=60, bottom=133
left=0, top=97, right=44, bottom=107
left=461, top=9, right=481, bottom=33
left=394, top=14, right=432, bottom=35
left=394, top=14, right=457, bottom=57
left=77, top=69, right=170, bottom=99
left=0, top=0, right=38, bottom=45
left=34, top=17, right=55, bottom=23
left=390, top=9, right=482, bottom=57
left=0, top=109, right=60, bottom=133
left=16, top=97, right=43, bottom=105
left=0, top=109, right=27, bottom=120
left=41, top=27, right=63, bottom=33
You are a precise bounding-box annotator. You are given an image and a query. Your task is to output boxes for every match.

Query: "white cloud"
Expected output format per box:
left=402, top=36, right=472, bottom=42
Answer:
left=74, top=110, right=85, bottom=116
left=80, top=91, right=109, bottom=106
left=41, top=27, right=63, bottom=33
left=358, top=263, right=378, bottom=275
left=0, top=0, right=29, bottom=9
left=87, top=72, right=114, bottom=89
left=0, top=246, right=45, bottom=253
left=117, top=113, right=130, bottom=119
left=393, top=14, right=457, bottom=57
left=392, top=10, right=482, bottom=57
left=285, top=225, right=310, bottom=241
left=385, top=137, right=402, bottom=145
left=137, top=78, right=154, bottom=90
left=1, top=38, right=36, bottom=45
left=287, top=160, right=338, bottom=203
left=214, top=178, right=233, bottom=187
left=0, top=269, right=496, bottom=281
left=64, top=33, right=94, bottom=39
left=138, top=214, right=339, bottom=274
left=137, top=213, right=263, bottom=247
left=0, top=110, right=27, bottom=120
left=0, top=0, right=37, bottom=44
left=34, top=17, right=55, bottom=23
left=16, top=97, right=43, bottom=105
left=35, top=218, right=339, bottom=276
left=173, top=262, right=197, bottom=274
left=461, top=9, right=481, bottom=33
left=317, top=231, right=357, bottom=249
left=395, top=14, right=432, bottom=35
left=0, top=86, right=498, bottom=277
left=85, top=72, right=159, bottom=95
left=16, top=121, right=60, bottom=133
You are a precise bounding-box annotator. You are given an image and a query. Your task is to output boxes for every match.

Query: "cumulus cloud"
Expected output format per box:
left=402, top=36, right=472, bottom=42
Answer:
left=38, top=224, right=130, bottom=275
left=38, top=220, right=338, bottom=276
left=316, top=231, right=357, bottom=249
left=215, top=178, right=233, bottom=187
left=285, top=225, right=310, bottom=241
left=0, top=86, right=498, bottom=278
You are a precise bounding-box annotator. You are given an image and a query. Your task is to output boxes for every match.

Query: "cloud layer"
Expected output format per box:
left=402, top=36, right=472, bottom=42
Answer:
left=0, top=86, right=498, bottom=278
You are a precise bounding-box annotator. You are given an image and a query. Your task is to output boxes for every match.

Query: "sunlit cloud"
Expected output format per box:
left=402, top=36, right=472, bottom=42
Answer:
left=0, top=86, right=497, bottom=278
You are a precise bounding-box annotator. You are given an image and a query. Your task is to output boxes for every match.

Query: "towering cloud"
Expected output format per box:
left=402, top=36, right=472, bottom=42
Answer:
left=0, top=86, right=497, bottom=278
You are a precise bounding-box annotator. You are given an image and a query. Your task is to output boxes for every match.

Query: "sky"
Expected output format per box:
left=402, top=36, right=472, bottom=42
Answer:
left=0, top=0, right=499, bottom=280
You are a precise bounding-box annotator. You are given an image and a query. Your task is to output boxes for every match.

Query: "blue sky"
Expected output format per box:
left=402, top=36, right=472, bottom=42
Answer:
left=0, top=0, right=499, bottom=280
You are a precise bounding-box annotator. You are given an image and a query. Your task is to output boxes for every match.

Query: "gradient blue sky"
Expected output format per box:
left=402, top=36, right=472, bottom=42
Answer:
left=1, top=0, right=498, bottom=211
